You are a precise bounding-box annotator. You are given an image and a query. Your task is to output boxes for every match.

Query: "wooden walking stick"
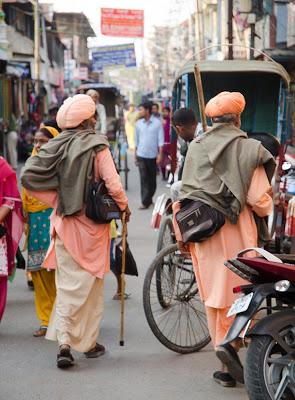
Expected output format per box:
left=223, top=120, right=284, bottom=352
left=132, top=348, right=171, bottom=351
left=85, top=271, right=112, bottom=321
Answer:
left=194, top=64, right=208, bottom=133
left=119, top=211, right=127, bottom=346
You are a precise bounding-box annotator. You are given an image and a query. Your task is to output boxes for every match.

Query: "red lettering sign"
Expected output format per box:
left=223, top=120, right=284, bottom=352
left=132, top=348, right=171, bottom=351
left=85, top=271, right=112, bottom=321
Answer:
left=101, top=8, right=144, bottom=38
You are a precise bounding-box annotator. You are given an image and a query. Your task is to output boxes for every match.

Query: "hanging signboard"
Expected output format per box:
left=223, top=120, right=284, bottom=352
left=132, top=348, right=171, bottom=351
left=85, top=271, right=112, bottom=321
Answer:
left=101, top=8, right=144, bottom=38
left=92, top=44, right=136, bottom=72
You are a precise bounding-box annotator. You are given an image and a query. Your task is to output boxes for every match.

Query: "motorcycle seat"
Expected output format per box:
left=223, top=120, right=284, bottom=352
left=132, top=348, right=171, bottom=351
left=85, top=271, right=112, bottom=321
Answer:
left=237, top=256, right=295, bottom=283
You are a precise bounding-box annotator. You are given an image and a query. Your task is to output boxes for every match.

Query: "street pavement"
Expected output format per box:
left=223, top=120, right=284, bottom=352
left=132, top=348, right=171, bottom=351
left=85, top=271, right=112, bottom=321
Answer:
left=0, top=153, right=247, bottom=400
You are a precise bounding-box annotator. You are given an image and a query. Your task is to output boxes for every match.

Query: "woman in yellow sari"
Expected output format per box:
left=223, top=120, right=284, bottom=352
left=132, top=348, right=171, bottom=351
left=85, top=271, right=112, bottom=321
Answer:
left=22, top=125, right=58, bottom=337
left=125, top=104, right=138, bottom=151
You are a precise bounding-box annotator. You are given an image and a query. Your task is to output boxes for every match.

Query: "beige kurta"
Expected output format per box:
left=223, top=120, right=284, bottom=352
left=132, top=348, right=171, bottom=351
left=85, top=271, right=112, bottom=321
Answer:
left=46, top=236, right=104, bottom=352
left=173, top=166, right=273, bottom=309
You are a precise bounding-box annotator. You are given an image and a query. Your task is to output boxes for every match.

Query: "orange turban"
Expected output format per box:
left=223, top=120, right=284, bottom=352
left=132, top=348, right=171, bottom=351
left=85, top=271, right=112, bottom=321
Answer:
left=205, top=91, right=246, bottom=118
left=56, top=94, right=96, bottom=130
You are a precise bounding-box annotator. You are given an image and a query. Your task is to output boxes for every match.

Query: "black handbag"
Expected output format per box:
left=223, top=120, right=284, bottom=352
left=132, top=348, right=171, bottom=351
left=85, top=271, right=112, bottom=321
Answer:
left=85, top=179, right=122, bottom=224
left=0, top=225, right=7, bottom=238
left=175, top=199, right=225, bottom=243
left=114, top=239, right=138, bottom=276
left=15, top=247, right=26, bottom=270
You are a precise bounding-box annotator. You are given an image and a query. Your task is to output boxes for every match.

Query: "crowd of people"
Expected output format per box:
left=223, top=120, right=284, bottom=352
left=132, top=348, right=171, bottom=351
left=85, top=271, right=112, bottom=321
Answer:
left=0, top=91, right=276, bottom=392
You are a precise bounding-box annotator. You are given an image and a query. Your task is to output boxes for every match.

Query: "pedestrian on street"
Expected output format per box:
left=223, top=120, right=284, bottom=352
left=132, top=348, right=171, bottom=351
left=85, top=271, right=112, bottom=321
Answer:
left=0, top=157, right=23, bottom=323
left=124, top=104, right=138, bottom=151
left=152, top=103, right=161, bottom=119
left=172, top=108, right=198, bottom=180
left=173, top=91, right=275, bottom=387
left=21, top=94, right=129, bottom=369
left=42, top=102, right=62, bottom=134
left=86, top=89, right=107, bottom=135
left=5, top=113, right=19, bottom=171
left=135, top=102, right=164, bottom=210
left=22, top=126, right=59, bottom=338
left=160, top=106, right=171, bottom=181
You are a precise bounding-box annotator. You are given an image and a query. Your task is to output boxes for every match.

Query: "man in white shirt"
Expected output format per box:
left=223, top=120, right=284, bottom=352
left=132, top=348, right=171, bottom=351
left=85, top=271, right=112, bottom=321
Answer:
left=135, top=102, right=164, bottom=209
left=86, top=89, right=107, bottom=135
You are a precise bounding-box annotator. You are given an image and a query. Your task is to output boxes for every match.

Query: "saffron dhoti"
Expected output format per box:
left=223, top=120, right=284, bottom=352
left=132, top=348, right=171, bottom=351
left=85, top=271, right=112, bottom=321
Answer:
left=46, top=236, right=104, bottom=353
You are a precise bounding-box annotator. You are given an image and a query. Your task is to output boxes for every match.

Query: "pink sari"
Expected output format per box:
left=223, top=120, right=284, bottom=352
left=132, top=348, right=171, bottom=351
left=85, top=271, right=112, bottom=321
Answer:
left=0, top=157, right=23, bottom=321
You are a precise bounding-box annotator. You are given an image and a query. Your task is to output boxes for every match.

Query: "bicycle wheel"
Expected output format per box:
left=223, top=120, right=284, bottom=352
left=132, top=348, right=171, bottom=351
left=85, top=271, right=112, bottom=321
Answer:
left=156, top=216, right=176, bottom=307
left=143, top=244, right=211, bottom=354
left=156, top=216, right=175, bottom=253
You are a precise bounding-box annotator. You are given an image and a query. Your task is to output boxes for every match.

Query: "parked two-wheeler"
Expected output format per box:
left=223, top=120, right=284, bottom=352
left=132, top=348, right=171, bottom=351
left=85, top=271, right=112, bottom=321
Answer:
left=218, top=248, right=295, bottom=400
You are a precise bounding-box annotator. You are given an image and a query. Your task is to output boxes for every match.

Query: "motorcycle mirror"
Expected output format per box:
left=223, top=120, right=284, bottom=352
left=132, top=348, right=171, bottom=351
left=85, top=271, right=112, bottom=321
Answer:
left=282, top=162, right=292, bottom=171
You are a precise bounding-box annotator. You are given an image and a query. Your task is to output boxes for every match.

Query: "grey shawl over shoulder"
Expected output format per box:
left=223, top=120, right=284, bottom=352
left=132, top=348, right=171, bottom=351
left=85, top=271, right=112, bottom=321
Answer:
left=21, top=129, right=109, bottom=217
left=180, top=123, right=276, bottom=243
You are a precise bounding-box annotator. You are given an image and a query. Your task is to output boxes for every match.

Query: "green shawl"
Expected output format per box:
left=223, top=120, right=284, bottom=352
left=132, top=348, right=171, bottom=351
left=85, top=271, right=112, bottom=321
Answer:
left=180, top=123, right=276, bottom=243
left=21, top=129, right=109, bottom=217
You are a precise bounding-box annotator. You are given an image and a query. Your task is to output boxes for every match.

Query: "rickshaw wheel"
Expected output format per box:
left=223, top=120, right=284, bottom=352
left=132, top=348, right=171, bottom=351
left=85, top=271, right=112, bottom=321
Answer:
left=156, top=216, right=176, bottom=308
left=143, top=244, right=210, bottom=354
left=156, top=216, right=175, bottom=252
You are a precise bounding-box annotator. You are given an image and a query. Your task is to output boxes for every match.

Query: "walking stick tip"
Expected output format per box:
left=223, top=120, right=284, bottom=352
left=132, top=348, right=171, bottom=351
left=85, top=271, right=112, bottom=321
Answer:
left=120, top=340, right=124, bottom=346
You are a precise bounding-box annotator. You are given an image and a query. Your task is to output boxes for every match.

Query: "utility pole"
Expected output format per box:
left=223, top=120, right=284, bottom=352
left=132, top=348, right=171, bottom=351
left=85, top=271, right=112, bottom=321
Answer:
left=250, top=23, right=255, bottom=59
left=33, top=0, right=40, bottom=95
left=217, top=0, right=222, bottom=52
left=195, top=0, right=205, bottom=60
left=228, top=0, right=233, bottom=60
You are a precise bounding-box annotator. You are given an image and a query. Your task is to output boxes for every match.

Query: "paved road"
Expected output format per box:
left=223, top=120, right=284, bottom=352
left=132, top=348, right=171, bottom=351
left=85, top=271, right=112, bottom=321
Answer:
left=0, top=154, right=247, bottom=400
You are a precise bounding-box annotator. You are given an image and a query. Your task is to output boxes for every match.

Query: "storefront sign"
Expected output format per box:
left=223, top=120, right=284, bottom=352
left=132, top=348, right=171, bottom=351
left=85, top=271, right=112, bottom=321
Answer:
left=92, top=44, right=136, bottom=72
left=101, top=8, right=144, bottom=38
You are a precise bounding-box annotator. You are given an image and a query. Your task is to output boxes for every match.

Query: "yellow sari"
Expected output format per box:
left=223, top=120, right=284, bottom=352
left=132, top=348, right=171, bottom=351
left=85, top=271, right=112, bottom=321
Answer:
left=22, top=125, right=58, bottom=329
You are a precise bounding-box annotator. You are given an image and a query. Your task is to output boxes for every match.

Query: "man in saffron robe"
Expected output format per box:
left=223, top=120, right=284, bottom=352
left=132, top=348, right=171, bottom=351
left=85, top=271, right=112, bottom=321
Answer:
left=21, top=95, right=129, bottom=369
left=173, top=91, right=275, bottom=387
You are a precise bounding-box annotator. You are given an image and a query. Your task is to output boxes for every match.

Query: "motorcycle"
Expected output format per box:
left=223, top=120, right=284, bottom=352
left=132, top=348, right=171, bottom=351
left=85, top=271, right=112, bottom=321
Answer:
left=217, top=248, right=295, bottom=400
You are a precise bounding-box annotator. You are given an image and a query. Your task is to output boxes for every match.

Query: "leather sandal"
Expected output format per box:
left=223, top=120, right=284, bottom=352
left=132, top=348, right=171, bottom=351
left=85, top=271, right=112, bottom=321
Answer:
left=84, top=343, right=105, bottom=359
left=216, top=343, right=244, bottom=384
left=112, top=293, right=131, bottom=301
left=213, top=371, right=236, bottom=387
left=57, top=345, right=75, bottom=369
left=33, top=327, right=47, bottom=337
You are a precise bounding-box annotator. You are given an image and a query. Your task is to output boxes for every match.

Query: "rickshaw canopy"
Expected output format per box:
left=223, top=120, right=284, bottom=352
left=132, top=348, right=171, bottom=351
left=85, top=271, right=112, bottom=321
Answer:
left=174, top=60, right=290, bottom=89
left=173, top=60, right=291, bottom=140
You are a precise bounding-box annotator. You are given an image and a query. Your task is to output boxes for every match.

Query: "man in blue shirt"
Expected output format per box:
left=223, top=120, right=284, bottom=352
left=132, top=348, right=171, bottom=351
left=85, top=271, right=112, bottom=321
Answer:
left=135, top=102, right=164, bottom=209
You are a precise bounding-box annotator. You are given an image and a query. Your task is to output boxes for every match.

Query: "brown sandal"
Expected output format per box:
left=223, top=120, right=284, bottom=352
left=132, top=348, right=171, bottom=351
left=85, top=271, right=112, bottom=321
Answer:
left=33, top=327, right=47, bottom=337
left=84, top=343, right=106, bottom=359
left=57, top=345, right=75, bottom=369
left=112, top=293, right=131, bottom=301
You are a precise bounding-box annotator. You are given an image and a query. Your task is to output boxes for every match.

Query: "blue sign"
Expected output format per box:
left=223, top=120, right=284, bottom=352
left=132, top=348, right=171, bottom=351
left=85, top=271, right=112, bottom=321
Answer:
left=92, top=44, right=136, bottom=72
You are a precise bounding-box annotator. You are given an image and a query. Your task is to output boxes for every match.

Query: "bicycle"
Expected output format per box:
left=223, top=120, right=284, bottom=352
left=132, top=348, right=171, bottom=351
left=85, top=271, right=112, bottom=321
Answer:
left=111, top=132, right=129, bottom=191
left=143, top=243, right=210, bottom=354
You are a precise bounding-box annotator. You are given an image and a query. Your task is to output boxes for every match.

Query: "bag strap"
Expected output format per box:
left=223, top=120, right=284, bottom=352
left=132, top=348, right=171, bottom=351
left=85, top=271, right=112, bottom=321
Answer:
left=237, top=247, right=283, bottom=263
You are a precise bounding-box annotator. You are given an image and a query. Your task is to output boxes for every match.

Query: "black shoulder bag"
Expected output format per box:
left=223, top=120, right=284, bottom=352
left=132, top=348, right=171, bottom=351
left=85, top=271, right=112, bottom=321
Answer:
left=175, top=199, right=225, bottom=243
left=86, top=180, right=122, bottom=224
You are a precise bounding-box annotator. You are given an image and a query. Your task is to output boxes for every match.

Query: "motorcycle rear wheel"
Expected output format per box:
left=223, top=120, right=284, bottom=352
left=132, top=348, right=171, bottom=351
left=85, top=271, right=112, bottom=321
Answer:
left=245, top=335, right=295, bottom=400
